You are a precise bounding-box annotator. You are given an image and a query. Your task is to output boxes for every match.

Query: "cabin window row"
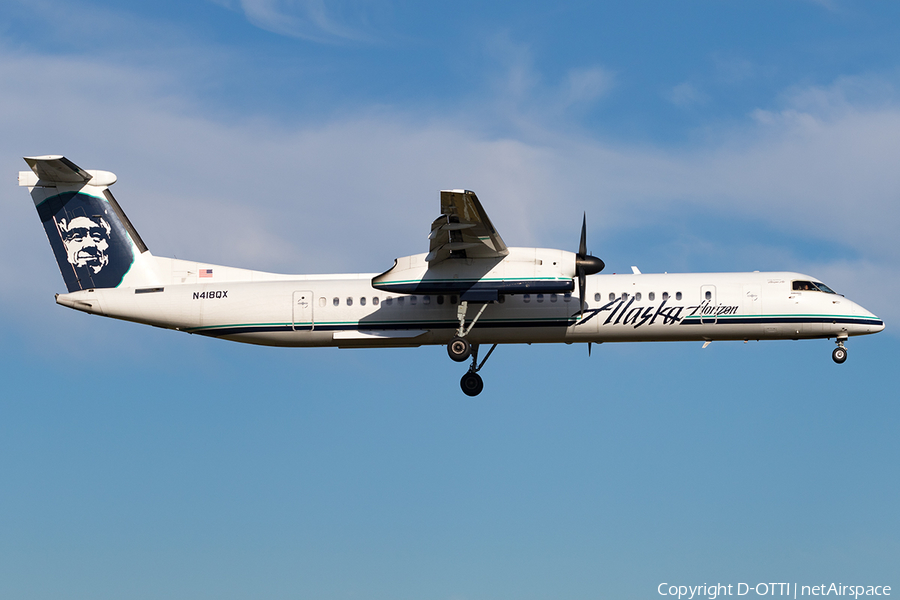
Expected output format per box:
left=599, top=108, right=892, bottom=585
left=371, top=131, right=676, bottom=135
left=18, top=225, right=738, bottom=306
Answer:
left=594, top=291, right=682, bottom=302
left=324, top=295, right=461, bottom=307
left=318, top=292, right=575, bottom=307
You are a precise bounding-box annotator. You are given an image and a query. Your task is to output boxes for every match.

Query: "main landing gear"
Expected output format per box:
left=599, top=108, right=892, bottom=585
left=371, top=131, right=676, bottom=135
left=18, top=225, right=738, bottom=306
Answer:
left=447, top=299, right=496, bottom=396
left=832, top=337, right=848, bottom=364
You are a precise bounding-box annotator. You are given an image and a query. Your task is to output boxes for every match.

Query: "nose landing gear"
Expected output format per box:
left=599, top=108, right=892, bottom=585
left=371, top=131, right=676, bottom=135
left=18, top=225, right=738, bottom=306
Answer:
left=832, top=340, right=848, bottom=364
left=459, top=343, right=498, bottom=397
left=832, top=335, right=848, bottom=364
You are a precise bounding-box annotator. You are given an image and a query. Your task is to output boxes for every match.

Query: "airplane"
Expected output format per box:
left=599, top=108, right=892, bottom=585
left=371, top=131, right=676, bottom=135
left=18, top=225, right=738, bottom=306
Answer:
left=20, top=155, right=885, bottom=396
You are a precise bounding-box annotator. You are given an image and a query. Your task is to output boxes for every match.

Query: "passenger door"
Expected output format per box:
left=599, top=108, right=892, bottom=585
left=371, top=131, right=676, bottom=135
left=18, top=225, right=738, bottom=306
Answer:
left=700, top=285, right=717, bottom=325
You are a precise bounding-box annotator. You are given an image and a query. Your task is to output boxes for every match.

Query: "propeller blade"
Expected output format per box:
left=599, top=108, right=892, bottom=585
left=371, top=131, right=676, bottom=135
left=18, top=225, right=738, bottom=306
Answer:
left=579, top=213, right=587, bottom=258
left=575, top=212, right=604, bottom=319
left=578, top=267, right=586, bottom=317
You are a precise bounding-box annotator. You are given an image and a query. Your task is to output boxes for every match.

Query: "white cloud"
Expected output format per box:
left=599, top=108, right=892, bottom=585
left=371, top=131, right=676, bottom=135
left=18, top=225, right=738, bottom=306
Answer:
left=2, top=47, right=898, bottom=331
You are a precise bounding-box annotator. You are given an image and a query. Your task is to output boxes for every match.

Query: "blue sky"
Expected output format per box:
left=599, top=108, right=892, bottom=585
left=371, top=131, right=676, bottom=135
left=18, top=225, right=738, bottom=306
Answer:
left=1, top=1, right=898, bottom=599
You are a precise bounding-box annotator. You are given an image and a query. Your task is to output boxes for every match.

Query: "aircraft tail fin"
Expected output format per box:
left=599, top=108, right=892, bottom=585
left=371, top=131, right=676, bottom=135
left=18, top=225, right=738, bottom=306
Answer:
left=20, top=156, right=156, bottom=292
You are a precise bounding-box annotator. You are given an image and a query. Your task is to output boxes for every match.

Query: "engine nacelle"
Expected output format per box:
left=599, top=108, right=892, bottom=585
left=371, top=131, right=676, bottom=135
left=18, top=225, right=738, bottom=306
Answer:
left=372, top=247, right=578, bottom=299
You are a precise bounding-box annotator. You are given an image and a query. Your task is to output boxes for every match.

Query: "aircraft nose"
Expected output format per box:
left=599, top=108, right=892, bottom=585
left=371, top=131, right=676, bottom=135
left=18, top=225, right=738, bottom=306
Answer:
left=854, top=301, right=885, bottom=334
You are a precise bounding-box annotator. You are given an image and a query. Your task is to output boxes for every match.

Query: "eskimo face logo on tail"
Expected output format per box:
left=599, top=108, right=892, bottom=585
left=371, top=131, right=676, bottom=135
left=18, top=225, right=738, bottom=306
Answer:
left=59, top=215, right=111, bottom=274
left=37, top=191, right=136, bottom=291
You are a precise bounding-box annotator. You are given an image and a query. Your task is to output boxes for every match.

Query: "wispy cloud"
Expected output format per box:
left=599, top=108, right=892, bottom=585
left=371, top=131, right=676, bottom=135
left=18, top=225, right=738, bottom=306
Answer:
left=667, top=82, right=709, bottom=108
left=561, top=66, right=616, bottom=109
left=480, top=34, right=616, bottom=132
left=222, top=0, right=379, bottom=43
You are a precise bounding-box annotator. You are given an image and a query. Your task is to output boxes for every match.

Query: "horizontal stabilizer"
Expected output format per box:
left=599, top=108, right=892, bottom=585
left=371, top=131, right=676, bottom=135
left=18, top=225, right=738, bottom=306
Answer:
left=25, top=155, right=92, bottom=183
left=20, top=155, right=117, bottom=187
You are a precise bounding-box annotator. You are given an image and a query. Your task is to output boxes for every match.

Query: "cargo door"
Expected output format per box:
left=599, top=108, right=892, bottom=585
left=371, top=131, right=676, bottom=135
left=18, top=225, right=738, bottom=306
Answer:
left=292, top=290, right=314, bottom=331
left=742, top=284, right=761, bottom=316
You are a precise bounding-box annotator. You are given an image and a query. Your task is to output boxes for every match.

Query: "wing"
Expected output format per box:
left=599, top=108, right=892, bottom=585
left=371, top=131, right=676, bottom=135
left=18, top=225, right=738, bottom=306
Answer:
left=426, top=190, right=509, bottom=264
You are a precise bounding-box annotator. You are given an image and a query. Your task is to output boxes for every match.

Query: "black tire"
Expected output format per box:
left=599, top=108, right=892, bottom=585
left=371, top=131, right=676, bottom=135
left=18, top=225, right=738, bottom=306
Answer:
left=460, top=372, right=484, bottom=396
left=448, top=337, right=471, bottom=362
left=832, top=347, right=847, bottom=364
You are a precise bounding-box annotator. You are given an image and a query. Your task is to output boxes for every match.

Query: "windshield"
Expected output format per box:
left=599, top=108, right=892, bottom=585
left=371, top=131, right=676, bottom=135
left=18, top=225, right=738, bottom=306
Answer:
left=792, top=280, right=837, bottom=294
left=812, top=282, right=836, bottom=294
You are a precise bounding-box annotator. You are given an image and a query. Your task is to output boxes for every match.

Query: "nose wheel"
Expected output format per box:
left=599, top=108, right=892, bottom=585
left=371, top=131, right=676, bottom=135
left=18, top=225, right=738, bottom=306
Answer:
left=832, top=343, right=847, bottom=364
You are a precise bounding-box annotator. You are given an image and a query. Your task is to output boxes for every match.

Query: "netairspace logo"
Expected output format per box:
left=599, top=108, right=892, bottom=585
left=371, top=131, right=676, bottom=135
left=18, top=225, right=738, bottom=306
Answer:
left=657, top=583, right=892, bottom=600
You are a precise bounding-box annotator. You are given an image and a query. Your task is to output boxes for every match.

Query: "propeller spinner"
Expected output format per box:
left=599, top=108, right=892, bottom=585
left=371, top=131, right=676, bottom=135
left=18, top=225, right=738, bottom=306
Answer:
left=575, top=213, right=604, bottom=316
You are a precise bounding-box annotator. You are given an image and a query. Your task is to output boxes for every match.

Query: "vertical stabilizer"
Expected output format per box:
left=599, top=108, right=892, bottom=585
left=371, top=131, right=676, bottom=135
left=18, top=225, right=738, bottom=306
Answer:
left=20, top=156, right=157, bottom=292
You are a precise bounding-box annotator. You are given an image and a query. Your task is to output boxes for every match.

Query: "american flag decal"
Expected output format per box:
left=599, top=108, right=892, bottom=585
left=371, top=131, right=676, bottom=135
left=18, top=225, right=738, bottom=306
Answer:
left=199, top=268, right=213, bottom=278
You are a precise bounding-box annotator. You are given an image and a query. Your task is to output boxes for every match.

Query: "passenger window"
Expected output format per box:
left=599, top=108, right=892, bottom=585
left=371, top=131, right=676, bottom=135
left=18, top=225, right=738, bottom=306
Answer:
left=398, top=297, right=405, bottom=306
left=373, top=297, right=379, bottom=306
left=450, top=295, right=458, bottom=304
left=662, top=292, right=669, bottom=301
left=318, top=297, right=326, bottom=307
left=537, top=294, right=544, bottom=303
left=498, top=295, right=506, bottom=303
left=704, top=291, right=711, bottom=300
left=524, top=294, right=531, bottom=303
left=346, top=297, right=353, bottom=306
left=609, top=292, right=615, bottom=301
left=437, top=295, right=444, bottom=305
left=635, top=292, right=642, bottom=301
left=649, top=292, right=655, bottom=301
left=360, top=297, right=366, bottom=306
left=333, top=297, right=339, bottom=307
left=564, top=292, right=571, bottom=302
left=676, top=292, right=682, bottom=301
left=410, top=296, right=417, bottom=305
left=622, top=292, right=629, bottom=300
left=594, top=293, right=601, bottom=302
left=423, top=295, right=431, bottom=305
left=550, top=294, right=557, bottom=302
left=385, top=296, right=393, bottom=306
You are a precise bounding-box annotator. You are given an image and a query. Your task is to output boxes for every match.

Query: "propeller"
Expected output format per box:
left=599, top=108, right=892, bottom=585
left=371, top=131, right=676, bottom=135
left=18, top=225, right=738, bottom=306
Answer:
left=575, top=213, right=604, bottom=317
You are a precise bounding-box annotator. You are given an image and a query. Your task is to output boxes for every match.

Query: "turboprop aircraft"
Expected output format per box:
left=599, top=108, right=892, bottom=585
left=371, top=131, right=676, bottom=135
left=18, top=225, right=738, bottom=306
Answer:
left=21, top=156, right=885, bottom=396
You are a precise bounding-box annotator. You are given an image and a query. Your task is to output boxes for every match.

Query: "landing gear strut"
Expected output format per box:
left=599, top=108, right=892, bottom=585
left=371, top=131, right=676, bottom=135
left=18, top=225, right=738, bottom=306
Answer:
left=832, top=338, right=848, bottom=364
left=444, top=299, right=496, bottom=396
left=447, top=300, right=489, bottom=362
left=459, top=343, right=498, bottom=397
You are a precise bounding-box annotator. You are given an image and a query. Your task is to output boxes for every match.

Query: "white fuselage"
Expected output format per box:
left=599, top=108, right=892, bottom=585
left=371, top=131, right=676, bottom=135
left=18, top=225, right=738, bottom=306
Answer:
left=55, top=258, right=884, bottom=349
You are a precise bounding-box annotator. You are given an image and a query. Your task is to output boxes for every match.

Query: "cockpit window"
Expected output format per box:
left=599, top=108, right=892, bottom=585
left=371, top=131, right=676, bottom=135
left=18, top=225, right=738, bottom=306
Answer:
left=792, top=280, right=837, bottom=294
